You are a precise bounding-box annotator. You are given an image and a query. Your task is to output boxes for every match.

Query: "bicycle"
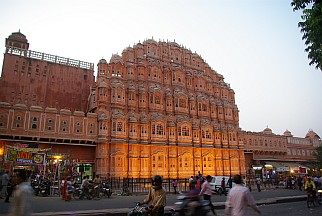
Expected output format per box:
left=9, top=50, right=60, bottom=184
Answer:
left=306, top=190, right=318, bottom=208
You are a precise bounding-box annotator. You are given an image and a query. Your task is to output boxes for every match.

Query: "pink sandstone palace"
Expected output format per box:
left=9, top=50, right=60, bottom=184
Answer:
left=0, top=31, right=321, bottom=179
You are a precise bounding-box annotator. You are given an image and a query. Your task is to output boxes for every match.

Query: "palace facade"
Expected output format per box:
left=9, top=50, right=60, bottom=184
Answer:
left=0, top=31, right=320, bottom=179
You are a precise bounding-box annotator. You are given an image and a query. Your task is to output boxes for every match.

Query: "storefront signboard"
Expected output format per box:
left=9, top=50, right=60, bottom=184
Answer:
left=276, top=167, right=289, bottom=172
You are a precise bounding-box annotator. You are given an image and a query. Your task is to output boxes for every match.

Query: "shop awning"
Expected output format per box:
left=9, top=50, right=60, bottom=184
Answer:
left=264, top=161, right=305, bottom=172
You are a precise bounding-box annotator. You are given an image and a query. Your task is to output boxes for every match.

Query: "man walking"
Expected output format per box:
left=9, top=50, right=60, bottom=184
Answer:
left=225, top=174, right=261, bottom=216
left=1, top=170, right=9, bottom=199
left=199, top=175, right=216, bottom=215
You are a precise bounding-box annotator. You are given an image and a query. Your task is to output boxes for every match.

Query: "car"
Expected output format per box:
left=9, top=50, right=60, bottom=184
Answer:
left=210, top=176, right=233, bottom=195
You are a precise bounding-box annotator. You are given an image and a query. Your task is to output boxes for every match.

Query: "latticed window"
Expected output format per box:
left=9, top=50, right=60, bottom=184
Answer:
left=157, top=124, right=164, bottom=135
left=203, top=104, right=207, bottom=111
left=152, top=124, right=156, bottom=134
left=155, top=95, right=161, bottom=104
left=112, top=122, right=116, bottom=131
left=117, top=122, right=123, bottom=132
left=179, top=98, right=186, bottom=108
left=206, top=129, right=211, bottom=139
left=183, top=126, right=189, bottom=136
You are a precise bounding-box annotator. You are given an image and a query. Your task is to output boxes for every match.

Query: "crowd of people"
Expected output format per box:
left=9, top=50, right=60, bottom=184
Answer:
left=1, top=168, right=322, bottom=216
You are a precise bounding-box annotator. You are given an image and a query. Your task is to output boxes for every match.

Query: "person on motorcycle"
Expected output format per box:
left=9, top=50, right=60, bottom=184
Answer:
left=186, top=179, right=201, bottom=215
left=80, top=175, right=91, bottom=199
left=305, top=177, right=316, bottom=200
left=141, top=175, right=166, bottom=216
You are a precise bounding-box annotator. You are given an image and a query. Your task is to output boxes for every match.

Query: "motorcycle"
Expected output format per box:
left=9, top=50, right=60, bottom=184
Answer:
left=31, top=179, right=40, bottom=196
left=170, top=194, right=214, bottom=216
left=317, top=188, right=322, bottom=205
left=38, top=180, right=50, bottom=197
left=128, top=202, right=150, bottom=216
left=101, top=182, right=112, bottom=198
left=128, top=202, right=175, bottom=216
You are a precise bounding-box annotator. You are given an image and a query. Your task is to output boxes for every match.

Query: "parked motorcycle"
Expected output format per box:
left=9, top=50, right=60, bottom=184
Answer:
left=38, top=180, right=50, bottom=197
left=31, top=179, right=40, bottom=196
left=101, top=182, right=112, bottom=198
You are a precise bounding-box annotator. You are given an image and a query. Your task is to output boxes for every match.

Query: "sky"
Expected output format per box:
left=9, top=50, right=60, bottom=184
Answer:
left=0, top=0, right=321, bottom=138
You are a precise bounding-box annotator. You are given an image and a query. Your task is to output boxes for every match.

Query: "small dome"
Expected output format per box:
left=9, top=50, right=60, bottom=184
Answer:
left=263, top=127, right=273, bottom=135
left=8, top=30, right=28, bottom=43
left=305, top=130, right=321, bottom=139
left=283, top=129, right=293, bottom=137
left=98, top=58, right=107, bottom=64
left=109, top=54, right=123, bottom=64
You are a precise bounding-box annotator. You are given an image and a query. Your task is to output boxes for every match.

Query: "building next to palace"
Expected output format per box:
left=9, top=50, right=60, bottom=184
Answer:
left=0, top=31, right=321, bottom=180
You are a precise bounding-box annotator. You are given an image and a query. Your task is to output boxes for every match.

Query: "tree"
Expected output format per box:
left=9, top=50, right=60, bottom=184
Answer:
left=291, top=0, right=322, bottom=70
left=313, top=145, right=322, bottom=171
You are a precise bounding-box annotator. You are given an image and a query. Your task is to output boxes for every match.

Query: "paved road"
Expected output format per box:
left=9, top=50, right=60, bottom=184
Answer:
left=216, top=200, right=322, bottom=216
left=0, top=188, right=309, bottom=215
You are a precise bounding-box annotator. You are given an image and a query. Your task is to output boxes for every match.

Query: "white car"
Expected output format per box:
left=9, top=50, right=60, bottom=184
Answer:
left=210, top=176, right=233, bottom=195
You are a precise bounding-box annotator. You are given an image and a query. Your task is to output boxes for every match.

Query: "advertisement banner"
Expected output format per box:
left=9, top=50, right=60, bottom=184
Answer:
left=5, top=148, right=46, bottom=165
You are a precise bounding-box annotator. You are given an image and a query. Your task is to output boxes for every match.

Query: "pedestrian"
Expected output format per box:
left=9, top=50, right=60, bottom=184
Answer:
left=256, top=177, right=261, bottom=192
left=221, top=177, right=227, bottom=195
left=196, top=176, right=201, bottom=190
left=198, top=171, right=204, bottom=184
left=65, top=177, right=72, bottom=201
left=5, top=174, right=16, bottom=203
left=189, top=176, right=194, bottom=191
left=199, top=175, right=216, bottom=215
left=93, top=174, right=102, bottom=198
left=298, top=176, right=303, bottom=191
left=8, top=169, right=33, bottom=216
left=141, top=175, right=166, bottom=216
left=262, top=175, right=267, bottom=189
left=172, top=179, right=177, bottom=194
left=247, top=178, right=252, bottom=192
left=61, top=177, right=67, bottom=200
left=0, top=170, right=9, bottom=199
left=227, top=176, right=233, bottom=189
left=225, top=174, right=261, bottom=216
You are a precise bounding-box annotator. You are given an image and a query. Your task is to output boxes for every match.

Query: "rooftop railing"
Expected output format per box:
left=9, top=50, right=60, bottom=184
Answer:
left=6, top=47, right=94, bottom=70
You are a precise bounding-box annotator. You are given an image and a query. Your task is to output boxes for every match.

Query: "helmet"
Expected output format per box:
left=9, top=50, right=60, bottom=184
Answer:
left=152, top=175, right=163, bottom=187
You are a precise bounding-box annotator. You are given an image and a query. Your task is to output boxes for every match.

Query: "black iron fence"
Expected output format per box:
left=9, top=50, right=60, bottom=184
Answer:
left=107, top=177, right=191, bottom=194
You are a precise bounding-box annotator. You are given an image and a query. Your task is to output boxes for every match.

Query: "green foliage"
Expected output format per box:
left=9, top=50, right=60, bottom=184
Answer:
left=291, top=0, right=322, bottom=70
left=313, top=145, right=322, bottom=169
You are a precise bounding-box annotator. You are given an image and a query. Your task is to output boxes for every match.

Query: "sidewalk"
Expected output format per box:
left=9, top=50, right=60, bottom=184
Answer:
left=31, top=194, right=307, bottom=216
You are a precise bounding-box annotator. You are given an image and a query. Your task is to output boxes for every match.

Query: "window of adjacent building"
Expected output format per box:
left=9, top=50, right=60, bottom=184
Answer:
left=32, top=124, right=37, bottom=129
left=17, top=116, right=21, bottom=121
left=76, top=122, right=80, bottom=126
left=33, top=117, right=38, bottom=122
